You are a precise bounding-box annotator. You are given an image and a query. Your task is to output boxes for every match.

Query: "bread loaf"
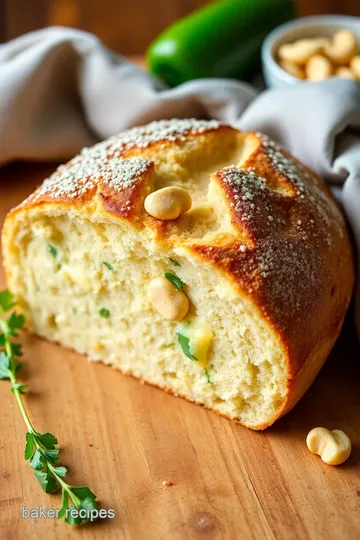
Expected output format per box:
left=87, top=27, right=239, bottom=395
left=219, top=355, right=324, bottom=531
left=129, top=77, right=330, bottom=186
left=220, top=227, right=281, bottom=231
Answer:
left=2, top=119, right=354, bottom=429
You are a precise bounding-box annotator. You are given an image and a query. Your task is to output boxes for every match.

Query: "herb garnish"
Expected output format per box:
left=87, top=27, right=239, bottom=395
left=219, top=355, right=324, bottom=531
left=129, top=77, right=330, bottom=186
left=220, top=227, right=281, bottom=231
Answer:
left=164, top=272, right=183, bottom=290
left=102, top=262, right=114, bottom=271
left=0, top=290, right=99, bottom=525
left=176, top=332, right=197, bottom=361
left=99, top=308, right=110, bottom=318
left=169, top=258, right=181, bottom=267
left=48, top=244, right=57, bottom=258
left=204, top=368, right=214, bottom=385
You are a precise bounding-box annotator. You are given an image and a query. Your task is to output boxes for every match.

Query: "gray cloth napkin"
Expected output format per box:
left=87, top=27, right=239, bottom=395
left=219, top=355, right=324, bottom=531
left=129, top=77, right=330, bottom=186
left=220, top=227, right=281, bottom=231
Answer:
left=0, top=27, right=359, bottom=337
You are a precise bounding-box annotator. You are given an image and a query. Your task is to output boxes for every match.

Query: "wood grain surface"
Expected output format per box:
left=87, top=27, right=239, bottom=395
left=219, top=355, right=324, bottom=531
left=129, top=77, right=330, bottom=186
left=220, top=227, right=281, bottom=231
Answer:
left=2, top=0, right=360, bottom=54
left=0, top=161, right=359, bottom=539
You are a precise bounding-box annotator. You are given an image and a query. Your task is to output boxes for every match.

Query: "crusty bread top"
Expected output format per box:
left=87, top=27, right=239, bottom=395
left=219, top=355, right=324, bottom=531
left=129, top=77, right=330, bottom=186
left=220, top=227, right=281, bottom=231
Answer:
left=12, top=119, right=354, bottom=376
left=23, top=119, right=221, bottom=208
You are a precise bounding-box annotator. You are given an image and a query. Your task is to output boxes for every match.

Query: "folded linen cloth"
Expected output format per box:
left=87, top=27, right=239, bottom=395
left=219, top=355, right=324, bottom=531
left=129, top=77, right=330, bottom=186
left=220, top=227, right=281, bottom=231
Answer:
left=0, top=27, right=359, bottom=337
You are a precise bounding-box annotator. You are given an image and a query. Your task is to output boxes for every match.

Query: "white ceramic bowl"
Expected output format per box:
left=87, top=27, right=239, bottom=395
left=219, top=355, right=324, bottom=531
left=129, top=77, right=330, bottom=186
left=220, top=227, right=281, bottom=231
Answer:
left=262, top=15, right=360, bottom=88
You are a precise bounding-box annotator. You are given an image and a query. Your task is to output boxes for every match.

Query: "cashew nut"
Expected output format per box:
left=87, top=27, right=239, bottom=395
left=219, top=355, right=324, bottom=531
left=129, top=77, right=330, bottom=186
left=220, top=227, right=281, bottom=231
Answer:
left=305, top=54, right=333, bottom=81
left=335, top=66, right=356, bottom=79
left=144, top=186, right=192, bottom=220
left=148, top=277, right=189, bottom=321
left=325, top=29, right=358, bottom=65
left=279, top=59, right=305, bottom=79
left=278, top=38, right=330, bottom=65
left=306, top=427, right=351, bottom=465
left=277, top=30, right=360, bottom=82
left=350, top=55, right=360, bottom=79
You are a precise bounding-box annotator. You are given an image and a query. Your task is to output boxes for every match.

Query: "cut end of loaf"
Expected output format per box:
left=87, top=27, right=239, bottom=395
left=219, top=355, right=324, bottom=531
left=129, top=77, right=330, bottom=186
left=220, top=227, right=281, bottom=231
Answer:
left=3, top=213, right=288, bottom=429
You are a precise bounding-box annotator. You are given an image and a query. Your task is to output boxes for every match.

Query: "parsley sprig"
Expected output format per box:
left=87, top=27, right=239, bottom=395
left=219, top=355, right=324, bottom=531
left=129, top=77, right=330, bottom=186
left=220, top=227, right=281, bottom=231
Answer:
left=204, top=368, right=214, bottom=385
left=164, top=272, right=184, bottom=290
left=102, top=261, right=114, bottom=271
left=176, top=331, right=197, bottom=361
left=169, top=258, right=181, bottom=267
left=0, top=290, right=99, bottom=525
left=47, top=244, right=57, bottom=258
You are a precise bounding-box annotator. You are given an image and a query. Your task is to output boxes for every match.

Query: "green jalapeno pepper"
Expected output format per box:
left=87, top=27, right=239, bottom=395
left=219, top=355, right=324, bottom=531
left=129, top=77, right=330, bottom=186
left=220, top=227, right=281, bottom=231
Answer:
left=147, top=0, right=295, bottom=86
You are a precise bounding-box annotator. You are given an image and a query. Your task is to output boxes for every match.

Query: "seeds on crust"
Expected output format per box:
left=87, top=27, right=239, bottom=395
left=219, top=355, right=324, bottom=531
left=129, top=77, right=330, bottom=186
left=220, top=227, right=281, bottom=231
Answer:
left=30, top=119, right=222, bottom=203
left=33, top=156, right=151, bottom=201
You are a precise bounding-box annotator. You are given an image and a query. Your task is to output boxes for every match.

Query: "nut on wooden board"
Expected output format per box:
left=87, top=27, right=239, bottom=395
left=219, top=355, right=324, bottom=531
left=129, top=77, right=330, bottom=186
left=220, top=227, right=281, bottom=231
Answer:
left=306, top=427, right=352, bottom=465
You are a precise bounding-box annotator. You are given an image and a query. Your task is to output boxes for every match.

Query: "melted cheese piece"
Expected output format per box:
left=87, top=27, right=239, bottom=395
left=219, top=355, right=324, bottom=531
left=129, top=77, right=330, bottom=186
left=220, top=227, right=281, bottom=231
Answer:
left=178, top=319, right=213, bottom=366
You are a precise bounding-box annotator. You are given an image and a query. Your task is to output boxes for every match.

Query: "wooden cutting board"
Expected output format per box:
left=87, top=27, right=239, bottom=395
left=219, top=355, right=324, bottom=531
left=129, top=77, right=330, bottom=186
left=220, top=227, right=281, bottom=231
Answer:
left=0, top=161, right=359, bottom=540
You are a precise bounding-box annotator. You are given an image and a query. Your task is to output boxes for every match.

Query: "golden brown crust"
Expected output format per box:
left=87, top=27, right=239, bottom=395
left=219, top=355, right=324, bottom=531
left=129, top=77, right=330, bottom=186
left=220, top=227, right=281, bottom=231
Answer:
left=4, top=119, right=354, bottom=427
left=190, top=147, right=352, bottom=376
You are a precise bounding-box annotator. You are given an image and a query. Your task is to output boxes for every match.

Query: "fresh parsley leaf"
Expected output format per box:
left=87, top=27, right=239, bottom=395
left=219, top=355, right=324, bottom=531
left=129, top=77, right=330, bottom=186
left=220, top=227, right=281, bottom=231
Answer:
left=102, top=261, right=114, bottom=271
left=164, top=272, right=183, bottom=290
left=15, top=361, right=24, bottom=372
left=35, top=432, right=58, bottom=449
left=43, top=449, right=60, bottom=464
left=71, top=486, right=96, bottom=501
left=169, top=258, right=181, bottom=267
left=79, top=497, right=99, bottom=522
left=34, top=469, right=59, bottom=493
left=0, top=368, right=10, bottom=380
left=11, top=343, right=23, bottom=357
left=204, top=368, right=214, bottom=385
left=64, top=488, right=98, bottom=524
left=0, top=352, right=10, bottom=380
left=11, top=383, right=28, bottom=394
left=45, top=473, right=60, bottom=494
left=7, top=312, right=25, bottom=336
left=0, top=351, right=9, bottom=366
left=58, top=490, right=69, bottom=518
left=65, top=506, right=82, bottom=525
left=80, top=496, right=98, bottom=510
left=33, top=469, right=49, bottom=491
left=25, top=432, right=35, bottom=460
left=177, top=332, right=197, bottom=361
left=52, top=466, right=67, bottom=478
left=0, top=334, right=6, bottom=346
left=99, top=308, right=110, bottom=319
left=0, top=290, right=16, bottom=313
left=48, top=244, right=57, bottom=258
left=30, top=449, right=45, bottom=470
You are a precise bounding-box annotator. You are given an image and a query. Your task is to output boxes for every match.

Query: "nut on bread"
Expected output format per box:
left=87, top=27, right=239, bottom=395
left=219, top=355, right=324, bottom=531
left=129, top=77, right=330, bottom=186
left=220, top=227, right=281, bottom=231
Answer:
left=1, top=119, right=354, bottom=429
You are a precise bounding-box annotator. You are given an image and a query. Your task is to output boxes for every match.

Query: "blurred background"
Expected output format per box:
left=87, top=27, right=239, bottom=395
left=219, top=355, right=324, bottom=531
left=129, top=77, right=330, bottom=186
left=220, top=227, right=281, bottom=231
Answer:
left=1, top=0, right=360, bottom=55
